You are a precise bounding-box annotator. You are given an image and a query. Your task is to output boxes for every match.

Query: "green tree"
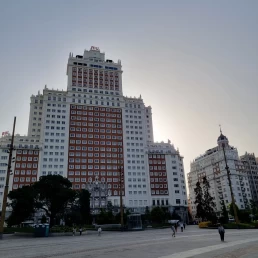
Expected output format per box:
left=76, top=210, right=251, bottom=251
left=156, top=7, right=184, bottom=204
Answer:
left=250, top=200, right=258, bottom=215
left=97, top=209, right=114, bottom=224
left=145, top=206, right=151, bottom=221
left=219, top=201, right=228, bottom=224
left=66, top=189, right=91, bottom=226
left=34, top=175, right=76, bottom=227
left=161, top=207, right=171, bottom=220
left=239, top=210, right=251, bottom=223
left=41, top=215, right=47, bottom=224
left=75, top=189, right=91, bottom=224
left=151, top=207, right=165, bottom=224
left=107, top=201, right=114, bottom=213
left=188, top=210, right=193, bottom=223
left=202, top=177, right=216, bottom=221
left=229, top=202, right=239, bottom=217
left=194, top=181, right=205, bottom=221
left=171, top=210, right=181, bottom=221
left=7, top=186, right=36, bottom=226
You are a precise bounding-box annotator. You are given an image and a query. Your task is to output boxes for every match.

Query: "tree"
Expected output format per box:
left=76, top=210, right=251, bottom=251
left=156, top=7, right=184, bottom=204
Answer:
left=97, top=209, right=114, bottom=224
left=65, top=189, right=91, bottom=226
left=75, top=189, right=91, bottom=224
left=141, top=206, right=151, bottom=226
left=151, top=207, right=165, bottom=224
left=7, top=186, right=36, bottom=226
left=250, top=200, right=258, bottom=216
left=219, top=200, right=228, bottom=224
left=107, top=201, right=114, bottom=213
left=202, top=177, right=216, bottom=221
left=194, top=181, right=205, bottom=221
left=188, top=210, right=193, bottom=223
left=41, top=215, right=47, bottom=224
left=34, top=175, right=76, bottom=227
left=171, top=210, right=181, bottom=221
left=239, top=210, right=251, bottom=223
left=229, top=202, right=239, bottom=217
left=145, top=206, right=151, bottom=221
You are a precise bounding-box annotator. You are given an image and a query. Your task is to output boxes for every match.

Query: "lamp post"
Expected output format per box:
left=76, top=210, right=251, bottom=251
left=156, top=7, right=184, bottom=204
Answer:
left=221, top=143, right=239, bottom=225
left=0, top=117, right=16, bottom=239
left=117, top=163, right=124, bottom=229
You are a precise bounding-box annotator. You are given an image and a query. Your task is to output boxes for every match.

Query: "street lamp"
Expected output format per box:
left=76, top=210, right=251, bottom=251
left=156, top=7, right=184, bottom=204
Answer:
left=221, top=142, right=239, bottom=225
left=119, top=164, right=124, bottom=229
left=0, top=117, right=16, bottom=240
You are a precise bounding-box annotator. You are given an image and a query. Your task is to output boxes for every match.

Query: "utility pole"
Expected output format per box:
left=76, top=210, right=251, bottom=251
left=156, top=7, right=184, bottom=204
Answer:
left=221, top=142, right=239, bottom=225
left=119, top=164, right=124, bottom=229
left=0, top=117, right=16, bottom=239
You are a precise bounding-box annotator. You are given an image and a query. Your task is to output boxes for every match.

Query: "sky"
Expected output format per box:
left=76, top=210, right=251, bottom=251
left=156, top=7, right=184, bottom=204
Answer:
left=0, top=0, right=257, bottom=176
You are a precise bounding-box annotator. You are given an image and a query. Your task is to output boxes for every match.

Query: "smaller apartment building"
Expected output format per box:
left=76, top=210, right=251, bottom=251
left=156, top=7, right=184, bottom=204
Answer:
left=188, top=133, right=252, bottom=218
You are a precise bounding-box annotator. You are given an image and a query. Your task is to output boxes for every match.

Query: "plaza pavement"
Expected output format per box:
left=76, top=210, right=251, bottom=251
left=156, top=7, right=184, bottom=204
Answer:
left=1, top=225, right=258, bottom=258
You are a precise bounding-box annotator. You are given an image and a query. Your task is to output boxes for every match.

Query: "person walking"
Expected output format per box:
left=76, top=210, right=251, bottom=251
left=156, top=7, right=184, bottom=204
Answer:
left=79, top=227, right=82, bottom=236
left=218, top=224, right=225, bottom=242
left=175, top=222, right=178, bottom=232
left=171, top=224, right=176, bottom=237
left=98, top=226, right=102, bottom=236
left=180, top=222, right=184, bottom=232
left=72, top=227, right=76, bottom=236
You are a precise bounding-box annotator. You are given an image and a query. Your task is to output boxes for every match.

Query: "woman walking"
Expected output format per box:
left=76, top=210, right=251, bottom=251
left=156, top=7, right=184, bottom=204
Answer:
left=218, top=224, right=225, bottom=242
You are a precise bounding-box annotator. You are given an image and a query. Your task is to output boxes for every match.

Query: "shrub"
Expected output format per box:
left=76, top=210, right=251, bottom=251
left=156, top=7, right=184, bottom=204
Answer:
left=199, top=221, right=211, bottom=228
left=50, top=226, right=73, bottom=233
left=224, top=223, right=255, bottom=229
left=4, top=227, right=35, bottom=234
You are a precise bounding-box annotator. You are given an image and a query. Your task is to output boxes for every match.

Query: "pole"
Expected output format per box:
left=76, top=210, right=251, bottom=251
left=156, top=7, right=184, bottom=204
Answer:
left=119, top=165, right=124, bottom=229
left=221, top=143, right=239, bottom=225
left=0, top=117, right=16, bottom=239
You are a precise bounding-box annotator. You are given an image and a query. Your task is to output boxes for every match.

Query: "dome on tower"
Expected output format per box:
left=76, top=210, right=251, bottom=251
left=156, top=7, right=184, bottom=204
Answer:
left=217, top=132, right=229, bottom=148
left=217, top=133, right=228, bottom=142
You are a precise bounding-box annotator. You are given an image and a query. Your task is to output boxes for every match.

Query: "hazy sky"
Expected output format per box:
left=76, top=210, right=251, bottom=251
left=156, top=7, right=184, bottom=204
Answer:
left=0, top=0, right=257, bottom=175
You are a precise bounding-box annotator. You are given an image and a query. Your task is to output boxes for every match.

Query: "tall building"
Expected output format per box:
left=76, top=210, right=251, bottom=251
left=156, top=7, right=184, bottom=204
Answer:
left=0, top=47, right=187, bottom=218
left=188, top=133, right=252, bottom=218
left=0, top=134, right=42, bottom=210
left=240, top=153, right=258, bottom=204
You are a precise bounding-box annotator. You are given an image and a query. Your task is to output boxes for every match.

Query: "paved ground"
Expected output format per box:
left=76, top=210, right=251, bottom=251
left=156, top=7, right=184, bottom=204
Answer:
left=1, top=226, right=258, bottom=258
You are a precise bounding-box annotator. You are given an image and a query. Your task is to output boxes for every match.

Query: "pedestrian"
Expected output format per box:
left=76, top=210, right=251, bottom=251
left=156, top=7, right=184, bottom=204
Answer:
left=180, top=222, right=184, bottom=232
left=72, top=227, right=76, bottom=236
left=175, top=223, right=178, bottom=232
left=183, top=222, right=186, bottom=229
left=98, top=226, right=102, bottom=236
left=171, top=224, right=176, bottom=237
left=79, top=227, right=82, bottom=236
left=218, top=224, right=225, bottom=242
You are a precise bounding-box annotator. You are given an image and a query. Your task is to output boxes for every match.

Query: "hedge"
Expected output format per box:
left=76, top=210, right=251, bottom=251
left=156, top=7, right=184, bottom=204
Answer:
left=199, top=222, right=211, bottom=228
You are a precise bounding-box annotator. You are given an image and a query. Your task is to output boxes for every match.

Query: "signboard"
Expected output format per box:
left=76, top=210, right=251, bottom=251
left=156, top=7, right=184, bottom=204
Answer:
left=1, top=131, right=9, bottom=136
left=90, top=46, right=100, bottom=51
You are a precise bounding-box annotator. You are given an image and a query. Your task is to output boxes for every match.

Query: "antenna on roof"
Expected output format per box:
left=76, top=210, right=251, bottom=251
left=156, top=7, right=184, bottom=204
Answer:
left=219, top=124, right=222, bottom=134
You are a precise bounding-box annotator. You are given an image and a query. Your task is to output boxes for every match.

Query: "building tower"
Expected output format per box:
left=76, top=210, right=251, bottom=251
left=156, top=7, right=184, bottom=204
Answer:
left=188, top=132, right=252, bottom=219
left=0, top=47, right=188, bottom=215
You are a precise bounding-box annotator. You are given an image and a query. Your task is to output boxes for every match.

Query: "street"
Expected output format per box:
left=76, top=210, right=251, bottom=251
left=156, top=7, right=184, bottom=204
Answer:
left=1, top=226, right=258, bottom=258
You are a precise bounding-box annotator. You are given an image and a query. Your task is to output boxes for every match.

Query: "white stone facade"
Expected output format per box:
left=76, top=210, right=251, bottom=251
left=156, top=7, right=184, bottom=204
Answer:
left=0, top=47, right=187, bottom=214
left=188, top=134, right=252, bottom=218
left=240, top=153, right=258, bottom=203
